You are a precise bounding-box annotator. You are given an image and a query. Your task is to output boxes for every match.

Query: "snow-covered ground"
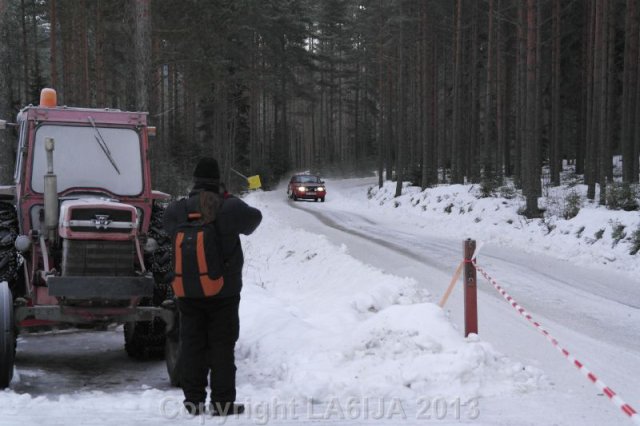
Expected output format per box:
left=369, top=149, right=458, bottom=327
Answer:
left=1, top=176, right=638, bottom=425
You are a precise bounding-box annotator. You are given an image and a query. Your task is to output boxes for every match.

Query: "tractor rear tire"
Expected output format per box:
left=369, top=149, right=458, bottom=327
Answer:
left=0, top=281, right=15, bottom=389
left=0, top=202, right=19, bottom=288
left=124, top=317, right=166, bottom=359
left=125, top=202, right=173, bottom=360
left=147, top=203, right=173, bottom=285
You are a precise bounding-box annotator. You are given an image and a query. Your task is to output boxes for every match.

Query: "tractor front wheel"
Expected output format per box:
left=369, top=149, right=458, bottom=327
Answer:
left=0, top=281, right=15, bottom=389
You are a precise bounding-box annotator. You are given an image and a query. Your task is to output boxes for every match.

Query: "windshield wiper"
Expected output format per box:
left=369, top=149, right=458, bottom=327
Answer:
left=88, top=116, right=121, bottom=175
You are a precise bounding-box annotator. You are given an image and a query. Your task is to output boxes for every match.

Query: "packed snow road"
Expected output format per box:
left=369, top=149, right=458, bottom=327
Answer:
left=287, top=196, right=640, bottom=352
left=11, top=327, right=169, bottom=396
left=276, top=177, right=640, bottom=425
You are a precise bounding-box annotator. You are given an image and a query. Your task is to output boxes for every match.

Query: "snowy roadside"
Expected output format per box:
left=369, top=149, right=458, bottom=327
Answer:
left=238, top=192, right=545, bottom=403
left=340, top=178, right=640, bottom=280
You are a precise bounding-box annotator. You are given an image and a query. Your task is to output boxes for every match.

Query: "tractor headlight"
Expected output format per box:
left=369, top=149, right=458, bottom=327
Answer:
left=14, top=235, right=31, bottom=252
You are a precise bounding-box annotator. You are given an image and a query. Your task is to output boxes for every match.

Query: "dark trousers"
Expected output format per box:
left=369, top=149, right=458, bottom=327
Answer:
left=177, top=295, right=240, bottom=405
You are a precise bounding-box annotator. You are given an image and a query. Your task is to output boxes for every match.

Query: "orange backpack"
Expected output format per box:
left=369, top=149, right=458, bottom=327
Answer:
left=171, top=193, right=224, bottom=298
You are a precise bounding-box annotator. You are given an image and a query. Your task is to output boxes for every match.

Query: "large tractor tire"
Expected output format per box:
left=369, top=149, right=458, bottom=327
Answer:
left=0, top=203, right=19, bottom=288
left=124, top=203, right=173, bottom=359
left=124, top=317, right=166, bottom=359
left=0, top=281, right=15, bottom=389
left=146, top=203, right=173, bottom=285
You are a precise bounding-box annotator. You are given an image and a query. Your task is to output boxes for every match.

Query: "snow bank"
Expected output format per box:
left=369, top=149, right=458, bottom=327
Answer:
left=361, top=180, right=640, bottom=277
left=236, top=191, right=544, bottom=403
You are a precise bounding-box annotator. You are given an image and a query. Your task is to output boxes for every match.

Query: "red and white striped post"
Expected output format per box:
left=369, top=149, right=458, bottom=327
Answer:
left=463, top=239, right=478, bottom=336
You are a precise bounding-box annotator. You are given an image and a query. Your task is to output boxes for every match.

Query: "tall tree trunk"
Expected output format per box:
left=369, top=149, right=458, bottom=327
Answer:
left=421, top=1, right=435, bottom=188
left=451, top=0, right=463, bottom=183
left=496, top=0, right=506, bottom=177
left=635, top=28, right=640, bottom=180
left=377, top=0, right=385, bottom=188
left=523, top=0, right=539, bottom=217
left=515, top=2, right=526, bottom=185
left=395, top=21, right=406, bottom=198
left=0, top=0, right=14, bottom=183
left=586, top=0, right=600, bottom=201
left=534, top=0, right=543, bottom=199
left=134, top=0, right=151, bottom=111
left=622, top=0, right=638, bottom=182
left=599, top=1, right=613, bottom=205
left=576, top=0, right=589, bottom=175
left=31, top=0, right=40, bottom=98
left=80, top=0, right=89, bottom=105
left=469, top=1, right=479, bottom=182
left=431, top=37, right=439, bottom=184
left=484, top=0, right=495, bottom=179
left=50, top=0, right=58, bottom=88
left=95, top=0, right=106, bottom=106
left=385, top=62, right=393, bottom=182
left=20, top=0, right=29, bottom=103
left=550, top=0, right=562, bottom=185
left=59, top=0, right=79, bottom=104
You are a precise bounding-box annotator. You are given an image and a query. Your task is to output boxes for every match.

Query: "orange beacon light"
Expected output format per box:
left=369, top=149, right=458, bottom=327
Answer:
left=39, top=88, right=57, bottom=107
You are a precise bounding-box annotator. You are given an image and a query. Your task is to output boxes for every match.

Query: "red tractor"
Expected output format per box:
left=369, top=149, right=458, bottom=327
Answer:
left=0, top=89, right=178, bottom=388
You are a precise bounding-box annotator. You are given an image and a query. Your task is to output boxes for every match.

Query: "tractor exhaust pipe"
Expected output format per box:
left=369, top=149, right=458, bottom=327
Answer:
left=44, top=137, right=58, bottom=241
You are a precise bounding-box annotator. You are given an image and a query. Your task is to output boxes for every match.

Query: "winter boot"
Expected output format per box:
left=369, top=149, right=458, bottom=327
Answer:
left=184, top=401, right=207, bottom=416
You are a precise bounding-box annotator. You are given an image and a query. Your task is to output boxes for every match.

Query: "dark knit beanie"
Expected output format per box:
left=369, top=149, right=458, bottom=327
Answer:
left=193, top=157, right=220, bottom=180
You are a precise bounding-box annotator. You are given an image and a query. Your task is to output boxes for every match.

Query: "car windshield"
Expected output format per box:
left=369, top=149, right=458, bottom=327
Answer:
left=32, top=124, right=143, bottom=196
left=295, top=175, right=321, bottom=184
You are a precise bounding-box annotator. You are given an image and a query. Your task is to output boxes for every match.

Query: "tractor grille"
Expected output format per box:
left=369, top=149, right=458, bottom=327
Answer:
left=68, top=208, right=135, bottom=234
left=61, top=239, right=135, bottom=276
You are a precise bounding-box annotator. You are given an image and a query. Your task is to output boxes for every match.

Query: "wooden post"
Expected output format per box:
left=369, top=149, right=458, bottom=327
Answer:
left=464, top=239, right=478, bottom=336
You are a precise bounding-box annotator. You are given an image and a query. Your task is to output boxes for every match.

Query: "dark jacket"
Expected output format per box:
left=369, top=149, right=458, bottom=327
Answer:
left=163, top=189, right=262, bottom=298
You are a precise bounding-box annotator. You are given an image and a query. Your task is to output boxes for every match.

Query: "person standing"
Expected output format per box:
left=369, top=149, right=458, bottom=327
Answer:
left=163, top=157, right=262, bottom=416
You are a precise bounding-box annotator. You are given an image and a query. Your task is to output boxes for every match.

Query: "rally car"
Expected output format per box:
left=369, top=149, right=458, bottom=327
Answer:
left=287, top=174, right=326, bottom=202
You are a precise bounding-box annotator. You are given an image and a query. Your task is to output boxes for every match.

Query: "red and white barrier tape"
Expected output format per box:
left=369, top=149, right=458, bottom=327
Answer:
left=472, top=260, right=640, bottom=425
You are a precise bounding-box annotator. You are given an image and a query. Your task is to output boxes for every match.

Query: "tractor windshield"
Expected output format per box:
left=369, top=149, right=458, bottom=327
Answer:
left=32, top=124, right=143, bottom=196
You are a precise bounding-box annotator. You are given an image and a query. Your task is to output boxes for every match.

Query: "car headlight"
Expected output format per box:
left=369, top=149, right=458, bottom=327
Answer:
left=298, top=186, right=307, bottom=192
left=317, top=187, right=325, bottom=191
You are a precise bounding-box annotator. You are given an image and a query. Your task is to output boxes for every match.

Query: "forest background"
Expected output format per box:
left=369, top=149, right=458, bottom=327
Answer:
left=0, top=0, right=639, bottom=218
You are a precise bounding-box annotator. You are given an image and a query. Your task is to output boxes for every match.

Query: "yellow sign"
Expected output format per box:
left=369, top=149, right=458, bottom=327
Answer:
left=247, top=175, right=262, bottom=190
